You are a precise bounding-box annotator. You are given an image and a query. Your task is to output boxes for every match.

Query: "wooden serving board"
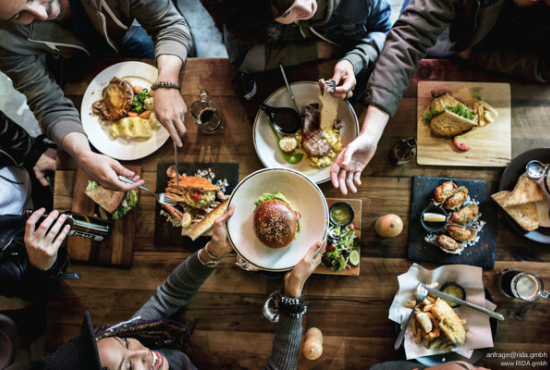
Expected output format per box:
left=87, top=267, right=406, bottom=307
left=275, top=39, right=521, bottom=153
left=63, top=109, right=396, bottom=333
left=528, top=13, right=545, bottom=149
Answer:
left=67, top=166, right=141, bottom=267
left=314, top=198, right=362, bottom=276
left=407, top=176, right=498, bottom=270
left=417, top=81, right=511, bottom=167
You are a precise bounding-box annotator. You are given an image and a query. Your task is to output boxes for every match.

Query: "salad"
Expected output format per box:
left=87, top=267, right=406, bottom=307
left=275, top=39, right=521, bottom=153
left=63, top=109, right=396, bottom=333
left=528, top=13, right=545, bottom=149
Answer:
left=322, top=222, right=360, bottom=272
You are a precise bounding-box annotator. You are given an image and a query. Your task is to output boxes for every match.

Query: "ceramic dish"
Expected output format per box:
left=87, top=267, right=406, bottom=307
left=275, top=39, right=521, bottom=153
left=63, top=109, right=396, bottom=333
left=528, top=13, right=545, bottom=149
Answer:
left=80, top=61, right=170, bottom=160
left=252, top=81, right=359, bottom=184
left=227, top=168, right=328, bottom=271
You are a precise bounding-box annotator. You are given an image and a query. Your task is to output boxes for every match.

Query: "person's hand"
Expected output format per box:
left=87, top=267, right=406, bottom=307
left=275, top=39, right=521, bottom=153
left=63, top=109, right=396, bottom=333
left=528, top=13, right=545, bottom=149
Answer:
left=202, top=204, right=235, bottom=261
left=330, top=134, right=377, bottom=195
left=33, top=147, right=56, bottom=186
left=24, top=208, right=71, bottom=271
left=284, top=241, right=326, bottom=298
left=423, top=361, right=491, bottom=370
left=325, top=59, right=356, bottom=100
left=153, top=88, right=187, bottom=147
left=77, top=150, right=143, bottom=191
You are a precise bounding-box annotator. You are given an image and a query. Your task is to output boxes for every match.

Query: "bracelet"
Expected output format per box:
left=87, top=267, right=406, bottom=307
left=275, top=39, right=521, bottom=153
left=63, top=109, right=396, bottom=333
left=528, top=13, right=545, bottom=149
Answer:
left=203, top=242, right=222, bottom=261
left=197, top=248, right=219, bottom=268
left=277, top=290, right=307, bottom=318
left=151, top=81, right=182, bottom=91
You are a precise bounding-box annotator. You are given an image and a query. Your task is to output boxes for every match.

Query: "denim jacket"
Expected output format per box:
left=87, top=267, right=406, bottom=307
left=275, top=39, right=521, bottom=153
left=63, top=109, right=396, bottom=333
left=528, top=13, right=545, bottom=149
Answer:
left=225, top=0, right=392, bottom=75
left=0, top=0, right=191, bottom=149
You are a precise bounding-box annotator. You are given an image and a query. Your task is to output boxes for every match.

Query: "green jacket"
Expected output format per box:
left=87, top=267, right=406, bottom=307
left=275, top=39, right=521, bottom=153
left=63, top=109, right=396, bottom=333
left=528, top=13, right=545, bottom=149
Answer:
left=224, top=0, right=392, bottom=76
left=366, top=0, right=550, bottom=117
left=0, top=0, right=192, bottom=149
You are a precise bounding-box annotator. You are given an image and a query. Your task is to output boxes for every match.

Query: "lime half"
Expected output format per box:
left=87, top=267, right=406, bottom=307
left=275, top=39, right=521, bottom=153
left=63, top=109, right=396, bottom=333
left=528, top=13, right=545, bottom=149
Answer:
left=349, top=249, right=360, bottom=267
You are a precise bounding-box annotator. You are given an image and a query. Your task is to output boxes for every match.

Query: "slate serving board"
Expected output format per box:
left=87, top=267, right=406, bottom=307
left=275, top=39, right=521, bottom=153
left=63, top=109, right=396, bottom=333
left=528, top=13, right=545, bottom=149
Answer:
left=154, top=162, right=239, bottom=247
left=408, top=176, right=498, bottom=269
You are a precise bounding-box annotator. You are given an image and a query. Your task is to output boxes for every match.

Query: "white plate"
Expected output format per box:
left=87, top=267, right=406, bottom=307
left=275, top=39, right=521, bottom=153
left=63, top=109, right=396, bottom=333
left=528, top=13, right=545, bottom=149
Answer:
left=253, top=82, right=359, bottom=184
left=80, top=61, right=170, bottom=161
left=227, top=168, right=329, bottom=271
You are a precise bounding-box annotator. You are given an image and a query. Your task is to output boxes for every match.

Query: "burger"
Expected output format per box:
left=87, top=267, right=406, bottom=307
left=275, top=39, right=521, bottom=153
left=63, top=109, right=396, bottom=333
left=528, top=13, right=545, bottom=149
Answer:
left=253, top=192, right=300, bottom=249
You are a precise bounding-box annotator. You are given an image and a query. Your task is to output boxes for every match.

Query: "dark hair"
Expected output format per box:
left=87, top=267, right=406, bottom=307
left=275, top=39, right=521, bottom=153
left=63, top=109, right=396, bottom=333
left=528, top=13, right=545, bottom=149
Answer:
left=201, top=0, right=294, bottom=44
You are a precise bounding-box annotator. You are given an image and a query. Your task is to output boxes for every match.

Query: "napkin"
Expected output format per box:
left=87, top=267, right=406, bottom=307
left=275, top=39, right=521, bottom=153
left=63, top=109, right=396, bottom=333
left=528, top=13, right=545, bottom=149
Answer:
left=389, top=263, right=496, bottom=360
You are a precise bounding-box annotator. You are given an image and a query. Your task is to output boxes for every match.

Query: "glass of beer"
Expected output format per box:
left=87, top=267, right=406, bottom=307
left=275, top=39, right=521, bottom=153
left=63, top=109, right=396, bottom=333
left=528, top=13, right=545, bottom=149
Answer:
left=190, top=89, right=223, bottom=134
left=498, top=268, right=549, bottom=301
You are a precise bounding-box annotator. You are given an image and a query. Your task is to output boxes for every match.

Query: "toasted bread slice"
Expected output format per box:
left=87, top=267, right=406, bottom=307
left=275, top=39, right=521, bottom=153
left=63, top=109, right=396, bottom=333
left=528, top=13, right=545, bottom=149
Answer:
left=430, top=92, right=460, bottom=111
left=431, top=298, right=466, bottom=345
left=430, top=110, right=477, bottom=137
left=170, top=176, right=220, bottom=191
left=85, top=186, right=125, bottom=214
left=492, top=191, right=539, bottom=231
left=503, top=174, right=545, bottom=206
left=183, top=199, right=229, bottom=241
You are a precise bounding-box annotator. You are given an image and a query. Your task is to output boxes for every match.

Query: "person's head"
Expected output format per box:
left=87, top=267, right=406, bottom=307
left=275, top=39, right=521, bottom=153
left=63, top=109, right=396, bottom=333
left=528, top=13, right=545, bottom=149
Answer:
left=203, top=0, right=318, bottom=44
left=97, top=337, right=168, bottom=370
left=0, top=0, right=69, bottom=25
left=513, top=0, right=550, bottom=7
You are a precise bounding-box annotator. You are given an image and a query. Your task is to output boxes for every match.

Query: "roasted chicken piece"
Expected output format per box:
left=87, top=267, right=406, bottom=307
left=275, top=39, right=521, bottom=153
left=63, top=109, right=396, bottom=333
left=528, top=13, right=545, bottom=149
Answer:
left=434, top=181, right=457, bottom=205
left=438, top=234, right=462, bottom=251
left=443, top=186, right=468, bottom=210
left=93, top=77, right=134, bottom=121
left=302, top=104, right=330, bottom=157
left=446, top=225, right=477, bottom=242
left=450, top=203, right=479, bottom=224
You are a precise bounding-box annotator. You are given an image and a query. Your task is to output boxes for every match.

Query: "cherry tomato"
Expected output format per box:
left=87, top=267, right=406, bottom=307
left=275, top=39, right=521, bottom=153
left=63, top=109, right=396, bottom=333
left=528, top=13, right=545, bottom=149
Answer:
left=191, top=191, right=201, bottom=201
left=349, top=223, right=355, bottom=231
left=326, top=245, right=335, bottom=252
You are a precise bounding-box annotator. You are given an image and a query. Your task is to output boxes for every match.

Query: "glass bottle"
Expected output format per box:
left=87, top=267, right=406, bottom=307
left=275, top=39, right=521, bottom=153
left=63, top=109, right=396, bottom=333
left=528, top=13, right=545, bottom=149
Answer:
left=23, top=209, right=111, bottom=242
left=189, top=89, right=224, bottom=134
left=233, top=71, right=257, bottom=100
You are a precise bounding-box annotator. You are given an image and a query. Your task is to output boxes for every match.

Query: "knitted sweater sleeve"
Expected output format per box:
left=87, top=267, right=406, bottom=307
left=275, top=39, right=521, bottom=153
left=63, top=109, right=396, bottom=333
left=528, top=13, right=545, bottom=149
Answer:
left=264, top=314, right=303, bottom=370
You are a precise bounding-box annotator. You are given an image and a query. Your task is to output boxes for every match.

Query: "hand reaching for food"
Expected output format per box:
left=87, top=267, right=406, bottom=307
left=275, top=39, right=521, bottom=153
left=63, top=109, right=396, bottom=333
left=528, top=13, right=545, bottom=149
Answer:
left=330, top=134, right=375, bottom=195
left=153, top=88, right=187, bottom=147
left=78, top=150, right=143, bottom=192
left=284, top=241, right=326, bottom=298
left=202, top=204, right=235, bottom=260
left=327, top=59, right=356, bottom=100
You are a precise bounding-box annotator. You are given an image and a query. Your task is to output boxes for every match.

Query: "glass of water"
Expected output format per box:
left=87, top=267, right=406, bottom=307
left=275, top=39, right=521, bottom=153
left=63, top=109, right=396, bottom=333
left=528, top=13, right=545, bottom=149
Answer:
left=189, top=89, right=223, bottom=134
left=498, top=268, right=549, bottom=301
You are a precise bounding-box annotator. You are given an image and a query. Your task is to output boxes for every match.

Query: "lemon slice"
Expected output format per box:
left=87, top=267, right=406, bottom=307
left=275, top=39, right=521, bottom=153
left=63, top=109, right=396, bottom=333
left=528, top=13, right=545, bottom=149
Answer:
left=181, top=212, right=192, bottom=228
left=423, top=213, right=447, bottom=222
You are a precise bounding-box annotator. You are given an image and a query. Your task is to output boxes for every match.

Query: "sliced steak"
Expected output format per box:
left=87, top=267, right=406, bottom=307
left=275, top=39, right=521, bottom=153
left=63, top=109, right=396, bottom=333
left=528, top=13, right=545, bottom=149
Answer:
left=302, top=104, right=330, bottom=157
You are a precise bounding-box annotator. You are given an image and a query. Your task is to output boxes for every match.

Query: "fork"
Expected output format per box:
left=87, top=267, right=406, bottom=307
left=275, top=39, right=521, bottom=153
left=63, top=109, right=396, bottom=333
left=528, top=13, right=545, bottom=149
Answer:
left=118, top=176, right=177, bottom=206
left=394, top=283, right=428, bottom=350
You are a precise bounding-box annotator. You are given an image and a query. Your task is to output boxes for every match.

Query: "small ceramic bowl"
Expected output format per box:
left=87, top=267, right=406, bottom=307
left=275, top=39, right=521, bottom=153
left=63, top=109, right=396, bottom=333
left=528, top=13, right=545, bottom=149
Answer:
left=440, top=282, right=467, bottom=308
left=420, top=204, right=448, bottom=233
left=329, top=202, right=354, bottom=227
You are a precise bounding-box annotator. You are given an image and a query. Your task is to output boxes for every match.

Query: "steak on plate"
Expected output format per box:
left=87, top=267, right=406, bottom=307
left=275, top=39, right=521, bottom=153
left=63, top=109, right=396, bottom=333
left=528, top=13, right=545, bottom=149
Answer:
left=302, top=104, right=330, bottom=157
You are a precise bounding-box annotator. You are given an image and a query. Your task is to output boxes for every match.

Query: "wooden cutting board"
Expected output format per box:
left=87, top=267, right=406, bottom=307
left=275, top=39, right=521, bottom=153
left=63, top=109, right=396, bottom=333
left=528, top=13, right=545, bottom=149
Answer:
left=68, top=166, right=141, bottom=267
left=314, top=198, right=361, bottom=276
left=417, top=81, right=511, bottom=167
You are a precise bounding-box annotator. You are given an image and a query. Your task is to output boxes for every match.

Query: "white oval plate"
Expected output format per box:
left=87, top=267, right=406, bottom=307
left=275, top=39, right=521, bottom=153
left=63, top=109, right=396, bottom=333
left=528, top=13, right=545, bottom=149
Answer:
left=80, top=61, right=170, bottom=161
left=253, top=81, right=359, bottom=184
left=227, top=168, right=328, bottom=271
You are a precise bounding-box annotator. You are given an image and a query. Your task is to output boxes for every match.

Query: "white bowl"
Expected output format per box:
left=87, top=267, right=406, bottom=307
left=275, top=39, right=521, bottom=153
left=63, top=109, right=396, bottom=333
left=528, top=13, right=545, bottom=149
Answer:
left=227, top=168, right=328, bottom=271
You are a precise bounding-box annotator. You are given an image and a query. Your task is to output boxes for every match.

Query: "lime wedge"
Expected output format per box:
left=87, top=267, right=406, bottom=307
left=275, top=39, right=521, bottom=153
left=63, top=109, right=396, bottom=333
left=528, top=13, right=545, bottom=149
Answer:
left=423, top=213, right=447, bottom=222
left=349, top=249, right=360, bottom=267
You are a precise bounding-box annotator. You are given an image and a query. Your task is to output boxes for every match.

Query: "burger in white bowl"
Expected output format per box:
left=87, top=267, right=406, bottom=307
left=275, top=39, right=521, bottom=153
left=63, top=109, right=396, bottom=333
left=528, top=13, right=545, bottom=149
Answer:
left=253, top=192, right=301, bottom=249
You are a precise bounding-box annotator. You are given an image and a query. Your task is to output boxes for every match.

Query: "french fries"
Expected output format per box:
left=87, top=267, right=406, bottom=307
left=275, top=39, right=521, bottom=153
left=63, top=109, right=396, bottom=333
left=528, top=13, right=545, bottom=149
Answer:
left=473, top=100, right=498, bottom=127
left=404, top=283, right=468, bottom=351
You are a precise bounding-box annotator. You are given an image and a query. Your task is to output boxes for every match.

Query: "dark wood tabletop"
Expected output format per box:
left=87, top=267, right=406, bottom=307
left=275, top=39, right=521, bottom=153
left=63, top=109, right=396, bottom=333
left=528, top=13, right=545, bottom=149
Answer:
left=50, top=58, right=550, bottom=369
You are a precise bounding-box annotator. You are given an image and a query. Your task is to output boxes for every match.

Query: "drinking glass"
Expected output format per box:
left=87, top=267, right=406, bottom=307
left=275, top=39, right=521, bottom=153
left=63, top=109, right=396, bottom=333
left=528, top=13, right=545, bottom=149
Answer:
left=498, top=268, right=549, bottom=301
left=189, top=89, right=223, bottom=134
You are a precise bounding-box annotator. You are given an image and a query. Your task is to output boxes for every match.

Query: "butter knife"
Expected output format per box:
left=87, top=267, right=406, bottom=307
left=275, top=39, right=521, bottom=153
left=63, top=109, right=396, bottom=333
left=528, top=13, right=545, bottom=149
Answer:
left=422, top=283, right=505, bottom=321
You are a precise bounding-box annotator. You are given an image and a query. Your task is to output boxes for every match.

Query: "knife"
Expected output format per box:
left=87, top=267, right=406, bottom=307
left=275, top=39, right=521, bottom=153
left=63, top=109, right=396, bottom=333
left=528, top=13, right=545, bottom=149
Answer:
left=173, top=142, right=179, bottom=192
left=422, top=284, right=505, bottom=321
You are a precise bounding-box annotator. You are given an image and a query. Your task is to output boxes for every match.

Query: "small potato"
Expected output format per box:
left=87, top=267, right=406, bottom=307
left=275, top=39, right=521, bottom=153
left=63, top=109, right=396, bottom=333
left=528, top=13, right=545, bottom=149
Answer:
left=133, top=85, right=144, bottom=94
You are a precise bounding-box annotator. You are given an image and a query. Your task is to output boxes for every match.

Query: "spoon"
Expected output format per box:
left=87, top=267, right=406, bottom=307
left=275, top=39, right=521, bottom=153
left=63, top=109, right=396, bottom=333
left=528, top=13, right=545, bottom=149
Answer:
left=526, top=160, right=548, bottom=179
left=279, top=64, right=300, bottom=112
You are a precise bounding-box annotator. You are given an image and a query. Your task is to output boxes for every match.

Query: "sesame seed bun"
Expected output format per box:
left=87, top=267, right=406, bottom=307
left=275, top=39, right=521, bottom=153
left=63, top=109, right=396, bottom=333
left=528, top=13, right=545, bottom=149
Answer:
left=253, top=199, right=298, bottom=249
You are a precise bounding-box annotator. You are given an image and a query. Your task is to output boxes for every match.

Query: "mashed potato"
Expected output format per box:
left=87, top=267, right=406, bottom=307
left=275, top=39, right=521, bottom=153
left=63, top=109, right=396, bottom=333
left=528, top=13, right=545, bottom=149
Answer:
left=294, top=127, right=343, bottom=168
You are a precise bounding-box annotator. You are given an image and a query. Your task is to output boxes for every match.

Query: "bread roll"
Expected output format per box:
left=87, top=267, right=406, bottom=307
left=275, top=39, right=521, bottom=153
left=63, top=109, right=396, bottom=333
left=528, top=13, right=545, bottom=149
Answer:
left=253, top=200, right=297, bottom=249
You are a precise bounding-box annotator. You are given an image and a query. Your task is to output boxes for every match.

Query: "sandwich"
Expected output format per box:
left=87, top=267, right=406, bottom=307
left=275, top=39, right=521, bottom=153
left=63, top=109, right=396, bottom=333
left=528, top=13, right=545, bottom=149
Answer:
left=85, top=181, right=137, bottom=219
left=253, top=192, right=301, bottom=249
left=502, top=174, right=545, bottom=206
left=491, top=191, right=538, bottom=231
left=422, top=91, right=477, bottom=137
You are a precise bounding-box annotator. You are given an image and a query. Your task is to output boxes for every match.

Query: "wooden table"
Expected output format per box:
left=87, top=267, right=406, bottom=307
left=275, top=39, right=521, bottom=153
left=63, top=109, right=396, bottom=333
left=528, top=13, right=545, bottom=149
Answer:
left=50, top=58, right=550, bottom=369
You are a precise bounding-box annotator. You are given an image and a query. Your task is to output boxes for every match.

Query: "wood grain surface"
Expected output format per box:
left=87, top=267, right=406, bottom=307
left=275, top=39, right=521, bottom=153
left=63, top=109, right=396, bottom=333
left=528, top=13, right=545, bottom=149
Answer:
left=417, top=81, right=512, bottom=167
left=314, top=198, right=362, bottom=276
left=67, top=166, right=141, bottom=267
left=49, top=58, right=550, bottom=370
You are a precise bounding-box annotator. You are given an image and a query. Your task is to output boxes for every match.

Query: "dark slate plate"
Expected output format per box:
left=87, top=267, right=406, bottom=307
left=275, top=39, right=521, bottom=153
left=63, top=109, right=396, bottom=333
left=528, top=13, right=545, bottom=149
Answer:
left=408, top=176, right=498, bottom=270
left=499, top=147, right=550, bottom=244
left=154, top=162, right=239, bottom=247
